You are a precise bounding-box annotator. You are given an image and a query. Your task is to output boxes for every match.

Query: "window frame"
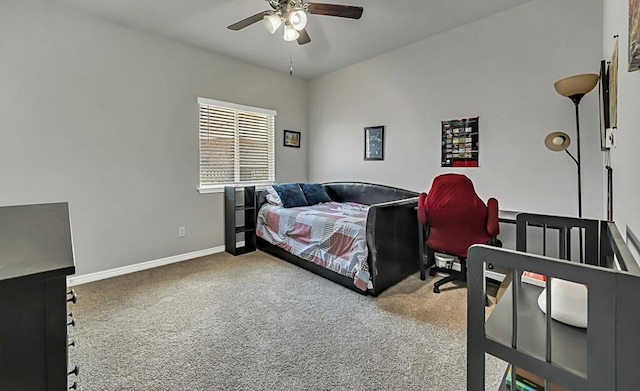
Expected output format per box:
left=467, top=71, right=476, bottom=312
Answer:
left=197, top=97, right=276, bottom=193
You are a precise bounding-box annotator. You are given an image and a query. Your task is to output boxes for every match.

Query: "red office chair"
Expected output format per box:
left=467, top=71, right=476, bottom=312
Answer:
left=417, top=174, right=500, bottom=293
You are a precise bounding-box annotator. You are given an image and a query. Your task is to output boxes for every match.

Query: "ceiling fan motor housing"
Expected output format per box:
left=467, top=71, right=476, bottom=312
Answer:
left=266, top=0, right=307, bottom=32
left=268, top=0, right=303, bottom=10
left=230, top=0, right=363, bottom=46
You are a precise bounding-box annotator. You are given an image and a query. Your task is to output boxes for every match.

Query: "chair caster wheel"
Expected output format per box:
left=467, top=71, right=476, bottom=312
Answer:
left=433, top=286, right=440, bottom=294
left=429, top=268, right=437, bottom=276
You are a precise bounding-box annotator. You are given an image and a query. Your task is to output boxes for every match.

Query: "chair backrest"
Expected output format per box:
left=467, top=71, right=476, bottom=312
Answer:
left=420, top=174, right=496, bottom=258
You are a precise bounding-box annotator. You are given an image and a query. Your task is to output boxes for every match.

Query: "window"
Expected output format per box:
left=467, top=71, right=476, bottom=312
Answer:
left=197, top=98, right=276, bottom=190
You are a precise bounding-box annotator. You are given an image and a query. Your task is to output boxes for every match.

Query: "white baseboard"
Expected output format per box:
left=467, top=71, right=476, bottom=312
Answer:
left=486, top=270, right=506, bottom=282
left=67, top=246, right=226, bottom=287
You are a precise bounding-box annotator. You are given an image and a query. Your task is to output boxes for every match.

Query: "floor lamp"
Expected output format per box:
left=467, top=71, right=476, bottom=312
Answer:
left=545, top=73, right=599, bottom=261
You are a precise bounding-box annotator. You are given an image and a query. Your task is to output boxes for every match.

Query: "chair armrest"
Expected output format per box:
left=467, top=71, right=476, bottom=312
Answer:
left=486, top=198, right=499, bottom=237
left=417, top=192, right=428, bottom=225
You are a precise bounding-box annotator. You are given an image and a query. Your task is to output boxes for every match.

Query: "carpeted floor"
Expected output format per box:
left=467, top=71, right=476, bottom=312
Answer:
left=69, top=251, right=506, bottom=390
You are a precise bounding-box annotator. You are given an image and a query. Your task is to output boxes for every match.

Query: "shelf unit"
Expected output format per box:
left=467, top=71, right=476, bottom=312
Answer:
left=467, top=213, right=640, bottom=391
left=487, top=283, right=586, bottom=388
left=224, top=185, right=256, bottom=255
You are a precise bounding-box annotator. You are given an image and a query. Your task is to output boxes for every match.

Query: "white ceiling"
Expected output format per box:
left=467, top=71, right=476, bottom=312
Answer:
left=54, top=0, right=530, bottom=80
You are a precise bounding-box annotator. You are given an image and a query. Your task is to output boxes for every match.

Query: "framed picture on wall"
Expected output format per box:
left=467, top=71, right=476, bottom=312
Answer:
left=441, top=117, right=479, bottom=167
left=599, top=60, right=610, bottom=150
left=283, top=130, right=301, bottom=148
left=629, top=0, right=640, bottom=71
left=364, top=126, right=384, bottom=160
left=610, top=37, right=619, bottom=129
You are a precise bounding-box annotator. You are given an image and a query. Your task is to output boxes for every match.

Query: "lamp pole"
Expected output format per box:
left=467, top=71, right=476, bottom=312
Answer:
left=552, top=73, right=598, bottom=263
left=570, top=94, right=584, bottom=262
left=570, top=95, right=584, bottom=218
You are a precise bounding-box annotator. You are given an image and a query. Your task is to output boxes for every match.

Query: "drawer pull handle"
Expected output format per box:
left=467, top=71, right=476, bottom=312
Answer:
left=69, top=381, right=78, bottom=390
left=68, top=365, right=79, bottom=377
left=67, top=290, right=78, bottom=304
left=68, top=319, right=76, bottom=328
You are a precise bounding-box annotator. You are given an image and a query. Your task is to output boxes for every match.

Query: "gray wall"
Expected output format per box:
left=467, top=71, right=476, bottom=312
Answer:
left=4, top=0, right=631, bottom=278
left=603, top=0, right=640, bottom=241
left=308, top=0, right=604, bottom=219
left=0, top=0, right=308, bottom=276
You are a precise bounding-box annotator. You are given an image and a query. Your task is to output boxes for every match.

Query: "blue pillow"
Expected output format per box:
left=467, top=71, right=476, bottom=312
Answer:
left=300, top=183, right=332, bottom=205
left=272, top=183, right=309, bottom=208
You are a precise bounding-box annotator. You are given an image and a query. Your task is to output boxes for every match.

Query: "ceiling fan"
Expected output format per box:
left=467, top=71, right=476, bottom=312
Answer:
left=228, top=0, right=364, bottom=45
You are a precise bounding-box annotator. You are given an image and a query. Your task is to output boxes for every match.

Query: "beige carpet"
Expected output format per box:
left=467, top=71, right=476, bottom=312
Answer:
left=68, top=250, right=506, bottom=390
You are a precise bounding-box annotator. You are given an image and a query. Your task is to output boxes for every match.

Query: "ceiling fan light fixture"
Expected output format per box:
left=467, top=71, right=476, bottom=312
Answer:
left=263, top=13, right=282, bottom=34
left=283, top=24, right=299, bottom=41
left=289, top=9, right=307, bottom=31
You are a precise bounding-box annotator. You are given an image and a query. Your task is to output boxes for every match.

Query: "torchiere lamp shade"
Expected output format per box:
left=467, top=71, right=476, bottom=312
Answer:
left=545, top=131, right=572, bottom=151
left=553, top=73, right=599, bottom=97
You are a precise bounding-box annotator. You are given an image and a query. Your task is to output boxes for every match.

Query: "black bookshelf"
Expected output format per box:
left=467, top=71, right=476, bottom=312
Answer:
left=224, top=186, right=256, bottom=255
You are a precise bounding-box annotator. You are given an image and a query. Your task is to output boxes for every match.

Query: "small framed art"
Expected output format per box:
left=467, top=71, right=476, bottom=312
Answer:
left=283, top=130, right=301, bottom=148
left=364, top=126, right=384, bottom=160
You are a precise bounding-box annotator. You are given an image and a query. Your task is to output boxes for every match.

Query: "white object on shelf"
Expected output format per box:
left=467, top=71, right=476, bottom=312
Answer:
left=537, top=278, right=588, bottom=328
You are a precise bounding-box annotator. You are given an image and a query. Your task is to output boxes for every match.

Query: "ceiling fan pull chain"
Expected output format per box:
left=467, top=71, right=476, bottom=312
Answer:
left=289, top=49, right=294, bottom=76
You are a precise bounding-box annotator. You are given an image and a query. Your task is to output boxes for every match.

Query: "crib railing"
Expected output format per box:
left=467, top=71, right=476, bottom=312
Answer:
left=467, top=214, right=640, bottom=391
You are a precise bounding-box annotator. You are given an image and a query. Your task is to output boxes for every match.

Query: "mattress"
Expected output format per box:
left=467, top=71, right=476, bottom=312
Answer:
left=256, top=202, right=371, bottom=291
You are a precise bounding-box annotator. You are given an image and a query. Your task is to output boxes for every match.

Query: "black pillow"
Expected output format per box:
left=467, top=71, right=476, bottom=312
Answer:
left=300, top=183, right=332, bottom=205
left=272, top=183, right=309, bottom=208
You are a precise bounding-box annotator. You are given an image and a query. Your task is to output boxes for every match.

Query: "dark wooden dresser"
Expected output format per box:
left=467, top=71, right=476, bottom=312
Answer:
left=0, top=202, right=78, bottom=390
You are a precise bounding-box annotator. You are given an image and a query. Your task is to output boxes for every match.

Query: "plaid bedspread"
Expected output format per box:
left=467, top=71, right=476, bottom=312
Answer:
left=256, top=202, right=371, bottom=291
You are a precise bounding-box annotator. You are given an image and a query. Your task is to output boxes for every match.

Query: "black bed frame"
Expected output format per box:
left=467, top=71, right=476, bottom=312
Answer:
left=256, top=182, right=421, bottom=296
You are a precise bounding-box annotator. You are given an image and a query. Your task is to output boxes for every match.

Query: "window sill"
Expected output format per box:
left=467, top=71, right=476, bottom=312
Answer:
left=198, top=183, right=273, bottom=194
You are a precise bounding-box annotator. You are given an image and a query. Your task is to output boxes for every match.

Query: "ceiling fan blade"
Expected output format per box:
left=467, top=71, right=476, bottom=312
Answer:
left=227, top=11, right=271, bottom=31
left=296, top=29, right=311, bottom=45
left=306, top=3, right=363, bottom=19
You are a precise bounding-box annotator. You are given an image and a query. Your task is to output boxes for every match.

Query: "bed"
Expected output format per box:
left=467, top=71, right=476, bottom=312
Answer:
left=255, top=182, right=420, bottom=296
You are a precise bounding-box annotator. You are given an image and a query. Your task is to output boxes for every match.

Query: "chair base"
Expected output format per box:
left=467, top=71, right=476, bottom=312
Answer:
left=433, top=273, right=462, bottom=293
left=429, top=256, right=466, bottom=290
left=432, top=269, right=465, bottom=293
left=429, top=266, right=490, bottom=306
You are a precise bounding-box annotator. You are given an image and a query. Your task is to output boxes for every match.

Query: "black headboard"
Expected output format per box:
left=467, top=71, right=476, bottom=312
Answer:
left=322, top=182, right=418, bottom=205
left=256, top=182, right=418, bottom=212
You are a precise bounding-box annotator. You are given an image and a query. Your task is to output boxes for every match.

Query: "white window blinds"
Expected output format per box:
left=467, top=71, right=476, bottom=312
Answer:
left=198, top=98, right=276, bottom=187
